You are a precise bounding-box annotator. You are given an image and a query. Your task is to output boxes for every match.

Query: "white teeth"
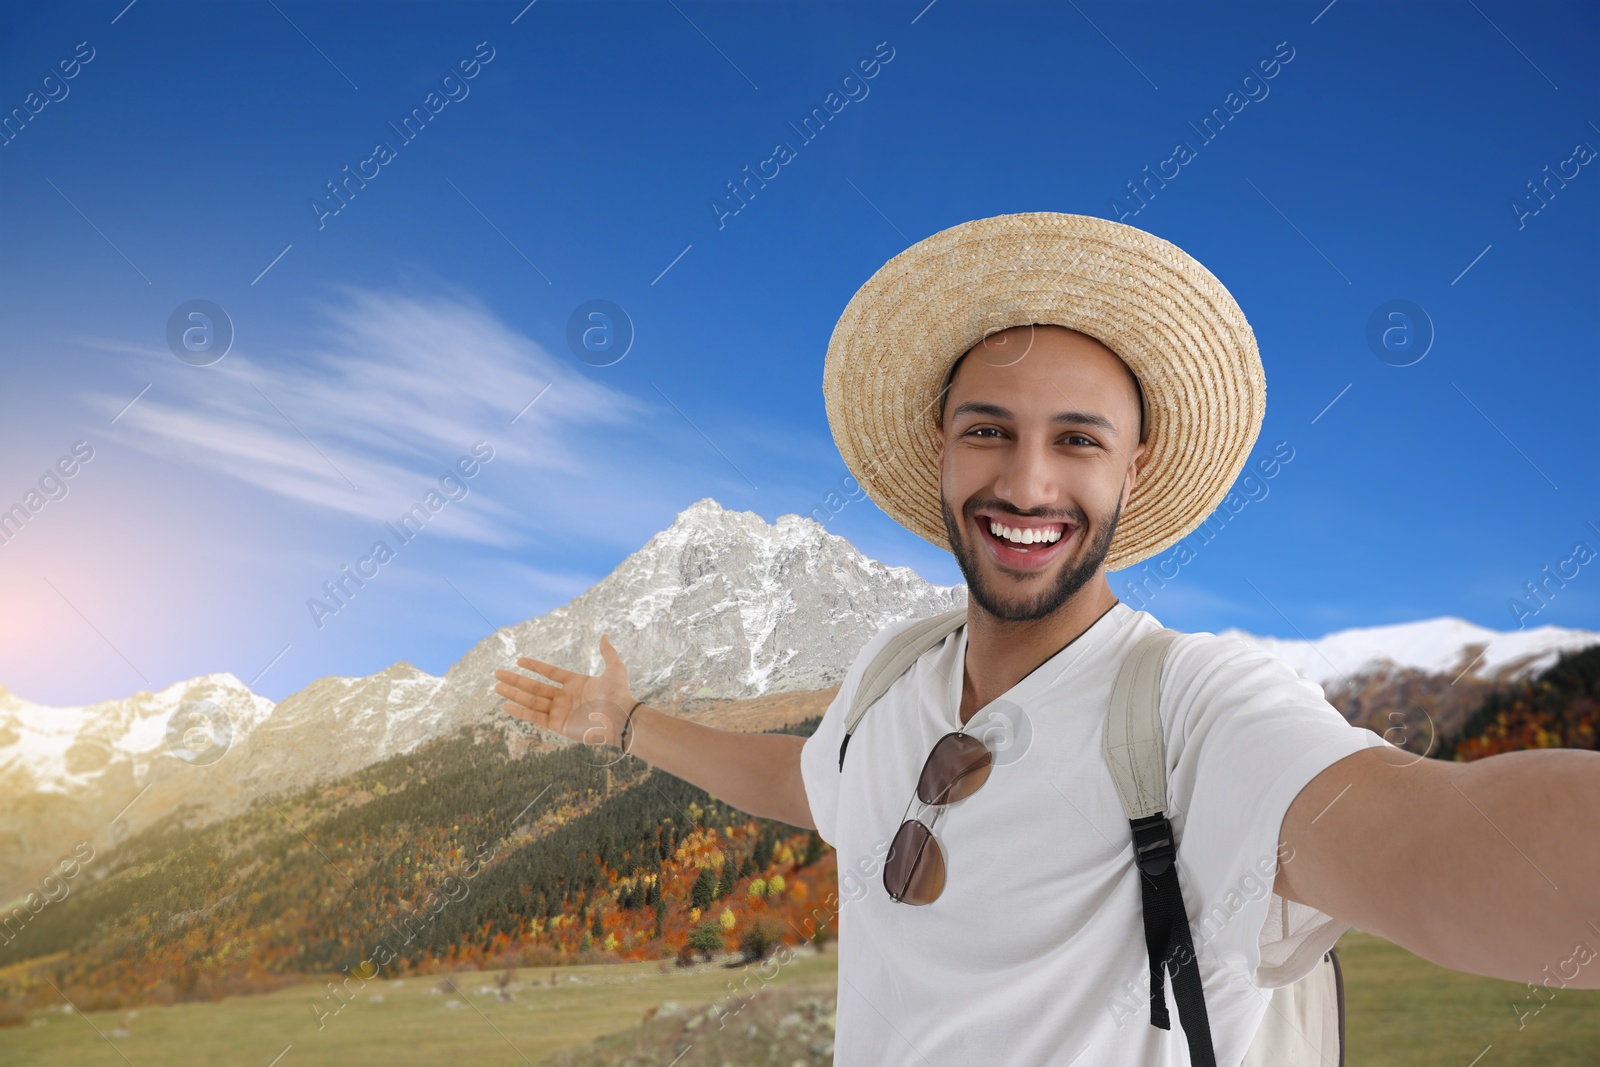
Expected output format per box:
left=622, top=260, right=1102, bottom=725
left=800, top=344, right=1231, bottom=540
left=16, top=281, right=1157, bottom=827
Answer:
left=987, top=520, right=1063, bottom=545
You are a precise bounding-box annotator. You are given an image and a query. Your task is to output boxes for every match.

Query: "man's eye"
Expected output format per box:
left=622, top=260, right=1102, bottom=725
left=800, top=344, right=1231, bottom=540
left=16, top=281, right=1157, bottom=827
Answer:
left=965, top=427, right=1002, bottom=438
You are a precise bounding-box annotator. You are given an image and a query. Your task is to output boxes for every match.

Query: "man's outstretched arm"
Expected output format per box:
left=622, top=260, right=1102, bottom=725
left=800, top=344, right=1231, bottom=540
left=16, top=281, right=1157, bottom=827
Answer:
left=491, top=634, right=817, bottom=830
left=1275, top=744, right=1600, bottom=988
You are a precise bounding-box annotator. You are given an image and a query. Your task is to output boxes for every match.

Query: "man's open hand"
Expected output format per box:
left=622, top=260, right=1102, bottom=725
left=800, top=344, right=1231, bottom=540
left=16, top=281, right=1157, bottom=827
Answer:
left=491, top=633, right=635, bottom=747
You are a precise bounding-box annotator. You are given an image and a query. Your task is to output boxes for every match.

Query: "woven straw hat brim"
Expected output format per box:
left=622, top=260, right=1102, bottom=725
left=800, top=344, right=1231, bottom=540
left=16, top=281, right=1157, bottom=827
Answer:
left=822, top=211, right=1265, bottom=574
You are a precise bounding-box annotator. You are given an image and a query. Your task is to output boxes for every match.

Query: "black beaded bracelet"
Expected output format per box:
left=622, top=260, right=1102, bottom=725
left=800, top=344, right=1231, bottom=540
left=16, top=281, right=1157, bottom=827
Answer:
left=619, top=699, right=644, bottom=753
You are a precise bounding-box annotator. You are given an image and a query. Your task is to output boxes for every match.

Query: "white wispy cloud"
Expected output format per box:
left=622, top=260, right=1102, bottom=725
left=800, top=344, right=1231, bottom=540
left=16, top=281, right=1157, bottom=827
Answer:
left=80, top=285, right=656, bottom=548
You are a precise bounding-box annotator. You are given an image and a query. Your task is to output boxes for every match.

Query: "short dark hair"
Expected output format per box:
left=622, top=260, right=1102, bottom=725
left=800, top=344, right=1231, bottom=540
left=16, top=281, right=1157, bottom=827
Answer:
left=935, top=330, right=1148, bottom=445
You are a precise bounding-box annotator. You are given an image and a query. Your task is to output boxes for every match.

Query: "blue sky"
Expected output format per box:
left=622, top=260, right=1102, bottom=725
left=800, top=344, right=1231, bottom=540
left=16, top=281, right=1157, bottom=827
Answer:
left=1, top=0, right=1595, bottom=706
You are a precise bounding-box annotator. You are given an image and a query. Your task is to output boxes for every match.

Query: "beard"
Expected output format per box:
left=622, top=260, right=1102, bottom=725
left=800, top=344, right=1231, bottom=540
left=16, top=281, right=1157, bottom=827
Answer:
left=940, top=489, right=1124, bottom=623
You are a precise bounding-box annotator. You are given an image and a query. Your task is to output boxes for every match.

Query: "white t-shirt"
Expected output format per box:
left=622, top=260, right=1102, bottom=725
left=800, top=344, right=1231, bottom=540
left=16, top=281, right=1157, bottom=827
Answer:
left=798, top=599, right=1396, bottom=1067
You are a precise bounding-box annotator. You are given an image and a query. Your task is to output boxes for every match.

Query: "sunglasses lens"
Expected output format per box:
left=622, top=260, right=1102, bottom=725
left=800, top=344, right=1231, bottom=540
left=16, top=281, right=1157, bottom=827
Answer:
left=884, top=818, right=946, bottom=905
left=917, top=731, right=993, bottom=806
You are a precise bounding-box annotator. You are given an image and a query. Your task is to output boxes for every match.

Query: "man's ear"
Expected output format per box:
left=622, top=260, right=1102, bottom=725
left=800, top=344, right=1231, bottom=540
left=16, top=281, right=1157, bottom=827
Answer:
left=1124, top=440, right=1148, bottom=494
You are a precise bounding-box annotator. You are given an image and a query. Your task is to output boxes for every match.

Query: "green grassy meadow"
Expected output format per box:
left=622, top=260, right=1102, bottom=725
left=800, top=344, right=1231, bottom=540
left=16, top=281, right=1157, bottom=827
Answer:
left=1338, top=930, right=1599, bottom=1066
left=2, top=932, right=1595, bottom=1065
left=0, top=949, right=837, bottom=1067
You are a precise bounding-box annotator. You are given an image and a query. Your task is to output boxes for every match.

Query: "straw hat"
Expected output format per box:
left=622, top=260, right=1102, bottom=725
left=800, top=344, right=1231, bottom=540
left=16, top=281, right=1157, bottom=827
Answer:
left=822, top=211, right=1266, bottom=573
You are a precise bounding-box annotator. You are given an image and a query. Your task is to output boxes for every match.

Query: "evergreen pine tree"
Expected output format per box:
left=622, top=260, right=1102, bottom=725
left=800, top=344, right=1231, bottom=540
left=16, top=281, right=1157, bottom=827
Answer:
left=591, top=905, right=604, bottom=940
left=691, top=866, right=716, bottom=912
left=800, top=830, right=824, bottom=868
left=653, top=893, right=666, bottom=939
left=753, top=830, right=773, bottom=871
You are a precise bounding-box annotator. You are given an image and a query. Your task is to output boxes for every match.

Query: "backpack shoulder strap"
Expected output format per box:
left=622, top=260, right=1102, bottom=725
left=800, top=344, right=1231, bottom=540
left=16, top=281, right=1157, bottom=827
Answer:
left=1104, top=627, right=1182, bottom=819
left=838, top=607, right=967, bottom=770
left=1105, top=627, right=1219, bottom=1067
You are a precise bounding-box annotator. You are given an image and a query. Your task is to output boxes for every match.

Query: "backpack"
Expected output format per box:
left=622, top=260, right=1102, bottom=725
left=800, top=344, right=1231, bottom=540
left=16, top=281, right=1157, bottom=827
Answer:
left=838, top=607, right=1346, bottom=1067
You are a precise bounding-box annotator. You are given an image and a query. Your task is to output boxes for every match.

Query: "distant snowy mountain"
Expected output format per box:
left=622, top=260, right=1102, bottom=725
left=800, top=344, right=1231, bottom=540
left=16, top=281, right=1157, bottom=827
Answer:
left=457, top=496, right=970, bottom=705
left=0, top=499, right=965, bottom=900
left=0, top=673, right=274, bottom=798
left=0, top=674, right=275, bottom=901
left=1212, top=615, right=1599, bottom=750
left=216, top=496, right=970, bottom=824
left=1218, top=616, right=1598, bottom=689
left=3, top=497, right=1595, bottom=904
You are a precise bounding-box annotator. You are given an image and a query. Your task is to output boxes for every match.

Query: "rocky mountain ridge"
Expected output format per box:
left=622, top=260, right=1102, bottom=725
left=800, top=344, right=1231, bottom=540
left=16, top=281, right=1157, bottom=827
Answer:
left=4, top=498, right=1595, bottom=904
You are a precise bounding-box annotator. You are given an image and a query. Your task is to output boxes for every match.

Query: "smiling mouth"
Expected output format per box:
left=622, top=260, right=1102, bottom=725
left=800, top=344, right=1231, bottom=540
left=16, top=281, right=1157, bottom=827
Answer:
left=984, top=518, right=1067, bottom=547
left=974, top=513, right=1076, bottom=566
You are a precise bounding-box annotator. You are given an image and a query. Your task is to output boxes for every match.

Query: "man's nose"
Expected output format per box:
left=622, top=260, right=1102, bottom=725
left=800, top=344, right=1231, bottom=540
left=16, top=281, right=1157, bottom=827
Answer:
left=993, top=438, right=1060, bottom=509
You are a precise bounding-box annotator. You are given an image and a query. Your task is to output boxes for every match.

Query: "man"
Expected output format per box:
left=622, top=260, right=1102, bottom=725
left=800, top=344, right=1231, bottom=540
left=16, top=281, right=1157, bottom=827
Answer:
left=493, top=213, right=1600, bottom=1066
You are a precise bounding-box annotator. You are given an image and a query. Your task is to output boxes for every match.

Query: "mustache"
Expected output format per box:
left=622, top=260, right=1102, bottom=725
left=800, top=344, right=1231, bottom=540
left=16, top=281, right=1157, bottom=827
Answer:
left=964, top=499, right=1086, bottom=525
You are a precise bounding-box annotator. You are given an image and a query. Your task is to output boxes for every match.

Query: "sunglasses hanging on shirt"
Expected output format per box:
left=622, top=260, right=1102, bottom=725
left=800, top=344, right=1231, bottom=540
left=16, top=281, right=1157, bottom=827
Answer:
left=883, top=729, right=994, bottom=905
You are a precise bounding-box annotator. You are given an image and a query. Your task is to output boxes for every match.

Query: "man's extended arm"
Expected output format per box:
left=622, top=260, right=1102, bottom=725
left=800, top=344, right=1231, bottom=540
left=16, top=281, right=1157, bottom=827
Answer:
left=1276, top=745, right=1600, bottom=988
left=615, top=702, right=817, bottom=829
left=491, top=638, right=817, bottom=830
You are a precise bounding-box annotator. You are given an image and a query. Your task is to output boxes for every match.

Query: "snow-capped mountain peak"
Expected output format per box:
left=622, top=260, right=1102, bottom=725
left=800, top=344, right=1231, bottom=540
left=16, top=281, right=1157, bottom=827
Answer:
left=0, top=671, right=274, bottom=797
left=4, top=497, right=1596, bottom=906
left=1217, top=615, right=1599, bottom=689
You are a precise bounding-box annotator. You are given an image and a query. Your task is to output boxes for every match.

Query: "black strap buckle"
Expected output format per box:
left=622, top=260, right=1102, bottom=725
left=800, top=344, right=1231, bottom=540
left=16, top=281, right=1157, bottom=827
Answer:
left=1130, top=812, right=1176, bottom=877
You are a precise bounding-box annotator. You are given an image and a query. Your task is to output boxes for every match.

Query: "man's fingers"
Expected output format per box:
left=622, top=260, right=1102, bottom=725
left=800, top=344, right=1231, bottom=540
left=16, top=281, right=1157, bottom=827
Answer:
left=498, top=685, right=551, bottom=713
left=495, top=672, right=559, bottom=701
left=517, top=655, right=576, bottom=682
left=496, top=682, right=552, bottom=709
left=501, top=700, right=545, bottom=725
